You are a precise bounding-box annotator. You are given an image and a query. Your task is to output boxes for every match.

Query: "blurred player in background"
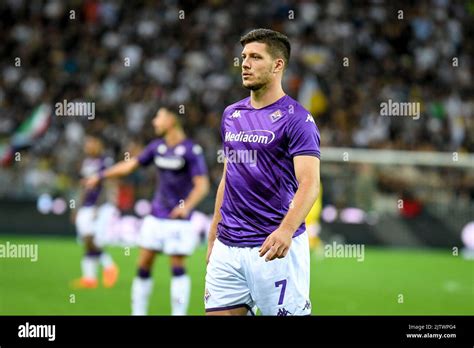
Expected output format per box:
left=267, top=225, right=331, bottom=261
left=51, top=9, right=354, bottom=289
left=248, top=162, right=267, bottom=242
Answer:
left=205, top=29, right=320, bottom=316
left=72, top=134, right=119, bottom=289
left=84, top=105, right=209, bottom=315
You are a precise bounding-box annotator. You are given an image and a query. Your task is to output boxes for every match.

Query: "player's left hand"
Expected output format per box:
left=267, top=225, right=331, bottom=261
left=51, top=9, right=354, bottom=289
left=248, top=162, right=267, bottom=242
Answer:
left=169, top=205, right=190, bottom=219
left=259, top=227, right=294, bottom=262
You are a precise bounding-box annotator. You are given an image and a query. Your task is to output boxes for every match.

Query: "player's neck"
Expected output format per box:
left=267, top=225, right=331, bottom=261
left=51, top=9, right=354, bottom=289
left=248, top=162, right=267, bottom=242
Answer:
left=250, top=82, right=285, bottom=109
left=164, top=127, right=186, bottom=147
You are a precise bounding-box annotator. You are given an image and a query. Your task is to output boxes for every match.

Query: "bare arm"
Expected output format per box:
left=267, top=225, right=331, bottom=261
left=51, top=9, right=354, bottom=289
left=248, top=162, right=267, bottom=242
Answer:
left=259, top=156, right=320, bottom=261
left=102, top=158, right=140, bottom=179
left=83, top=158, right=140, bottom=189
left=206, top=161, right=226, bottom=263
left=169, top=175, right=210, bottom=218
left=279, top=156, right=320, bottom=233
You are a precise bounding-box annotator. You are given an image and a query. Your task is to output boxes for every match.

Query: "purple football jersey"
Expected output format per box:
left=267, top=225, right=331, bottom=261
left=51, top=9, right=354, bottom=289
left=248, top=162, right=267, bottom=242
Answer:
left=81, top=156, right=113, bottom=207
left=138, top=138, right=208, bottom=219
left=217, top=95, right=320, bottom=247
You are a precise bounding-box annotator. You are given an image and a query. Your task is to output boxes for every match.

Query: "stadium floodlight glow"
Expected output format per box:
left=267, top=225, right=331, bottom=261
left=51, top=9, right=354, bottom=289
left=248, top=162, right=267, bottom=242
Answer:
left=322, top=205, right=337, bottom=223
left=52, top=198, right=67, bottom=215
left=134, top=199, right=151, bottom=217
left=340, top=207, right=365, bottom=224
left=37, top=193, right=53, bottom=214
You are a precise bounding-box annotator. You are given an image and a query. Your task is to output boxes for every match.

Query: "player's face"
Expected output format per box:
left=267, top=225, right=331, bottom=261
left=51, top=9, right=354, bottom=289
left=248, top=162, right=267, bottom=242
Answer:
left=152, top=108, right=175, bottom=136
left=241, top=42, right=275, bottom=91
left=83, top=137, right=101, bottom=156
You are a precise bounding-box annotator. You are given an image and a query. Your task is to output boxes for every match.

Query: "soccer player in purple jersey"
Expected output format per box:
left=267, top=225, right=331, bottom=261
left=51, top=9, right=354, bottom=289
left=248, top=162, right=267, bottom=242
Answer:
left=72, top=134, right=119, bottom=289
left=205, top=29, right=321, bottom=316
left=84, top=106, right=209, bottom=315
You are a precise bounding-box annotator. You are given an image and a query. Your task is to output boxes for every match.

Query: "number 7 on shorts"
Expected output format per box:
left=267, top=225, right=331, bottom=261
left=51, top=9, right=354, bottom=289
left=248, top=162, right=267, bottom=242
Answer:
left=275, top=279, right=287, bottom=305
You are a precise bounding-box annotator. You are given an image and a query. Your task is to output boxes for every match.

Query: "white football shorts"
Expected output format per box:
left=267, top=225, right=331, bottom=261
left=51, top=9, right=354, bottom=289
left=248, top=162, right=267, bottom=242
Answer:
left=137, top=215, right=198, bottom=255
left=75, top=206, right=97, bottom=237
left=205, top=231, right=312, bottom=316
left=76, top=204, right=119, bottom=247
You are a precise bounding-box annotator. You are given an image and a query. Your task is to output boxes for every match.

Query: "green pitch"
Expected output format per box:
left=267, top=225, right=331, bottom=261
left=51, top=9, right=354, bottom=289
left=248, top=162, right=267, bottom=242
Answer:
left=0, top=235, right=473, bottom=315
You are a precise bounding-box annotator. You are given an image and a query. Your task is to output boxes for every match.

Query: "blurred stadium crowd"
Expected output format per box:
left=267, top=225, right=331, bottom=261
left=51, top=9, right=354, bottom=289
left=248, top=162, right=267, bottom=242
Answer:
left=0, top=0, right=472, bottom=211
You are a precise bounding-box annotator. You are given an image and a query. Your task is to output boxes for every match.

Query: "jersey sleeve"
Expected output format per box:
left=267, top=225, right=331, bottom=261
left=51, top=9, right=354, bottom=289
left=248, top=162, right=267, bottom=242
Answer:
left=137, top=141, right=157, bottom=166
left=286, top=109, right=321, bottom=158
left=220, top=106, right=229, bottom=144
left=219, top=107, right=228, bottom=161
left=188, top=144, right=208, bottom=177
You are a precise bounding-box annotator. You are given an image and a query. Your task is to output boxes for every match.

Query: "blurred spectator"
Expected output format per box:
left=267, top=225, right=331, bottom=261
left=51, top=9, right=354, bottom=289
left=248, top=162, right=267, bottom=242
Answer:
left=0, top=0, right=472, bottom=209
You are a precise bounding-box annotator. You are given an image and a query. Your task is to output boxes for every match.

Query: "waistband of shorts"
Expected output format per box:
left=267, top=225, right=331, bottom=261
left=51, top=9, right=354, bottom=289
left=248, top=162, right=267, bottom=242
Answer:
left=217, top=229, right=306, bottom=248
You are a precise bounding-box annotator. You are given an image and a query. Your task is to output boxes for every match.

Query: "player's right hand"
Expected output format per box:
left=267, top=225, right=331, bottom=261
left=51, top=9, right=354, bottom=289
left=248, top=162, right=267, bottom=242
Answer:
left=82, top=175, right=100, bottom=190
left=259, top=227, right=293, bottom=262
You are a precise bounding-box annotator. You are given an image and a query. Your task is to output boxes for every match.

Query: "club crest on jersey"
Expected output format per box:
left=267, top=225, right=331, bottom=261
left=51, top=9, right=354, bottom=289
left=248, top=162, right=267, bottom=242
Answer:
left=270, top=109, right=283, bottom=123
left=230, top=110, right=241, bottom=119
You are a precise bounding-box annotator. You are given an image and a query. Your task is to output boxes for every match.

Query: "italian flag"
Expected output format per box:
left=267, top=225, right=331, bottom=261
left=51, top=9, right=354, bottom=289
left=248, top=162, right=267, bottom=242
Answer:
left=11, top=103, right=51, bottom=148
left=1, top=104, right=51, bottom=166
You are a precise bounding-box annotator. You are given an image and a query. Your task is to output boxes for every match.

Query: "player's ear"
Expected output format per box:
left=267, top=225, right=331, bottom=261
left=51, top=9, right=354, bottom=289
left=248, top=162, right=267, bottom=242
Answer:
left=273, top=58, right=284, bottom=73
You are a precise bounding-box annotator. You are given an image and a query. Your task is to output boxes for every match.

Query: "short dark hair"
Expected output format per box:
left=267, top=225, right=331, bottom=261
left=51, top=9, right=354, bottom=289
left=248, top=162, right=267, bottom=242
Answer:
left=240, top=28, right=291, bottom=68
left=159, top=100, right=185, bottom=127
left=160, top=101, right=181, bottom=117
